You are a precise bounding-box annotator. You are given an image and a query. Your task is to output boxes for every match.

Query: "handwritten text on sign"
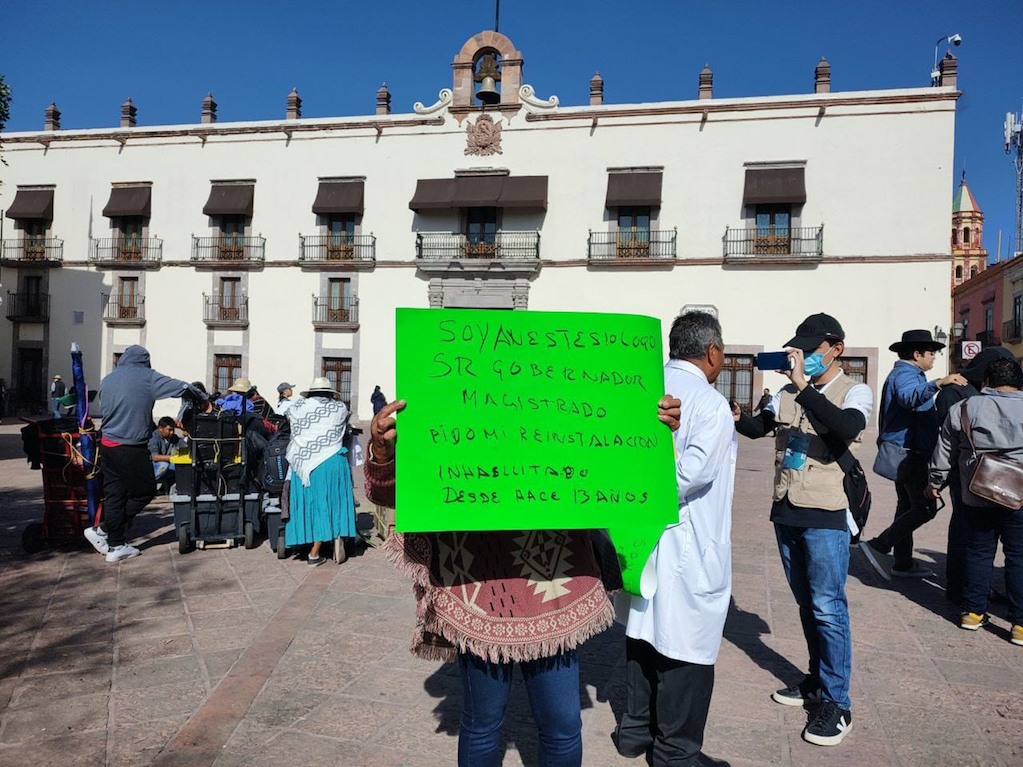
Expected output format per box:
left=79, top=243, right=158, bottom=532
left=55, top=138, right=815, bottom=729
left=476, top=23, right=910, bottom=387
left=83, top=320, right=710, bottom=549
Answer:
left=395, top=308, right=678, bottom=535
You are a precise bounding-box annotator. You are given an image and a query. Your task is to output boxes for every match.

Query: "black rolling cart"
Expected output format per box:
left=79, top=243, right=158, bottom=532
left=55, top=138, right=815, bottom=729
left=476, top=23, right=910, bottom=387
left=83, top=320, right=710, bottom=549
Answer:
left=173, top=412, right=261, bottom=553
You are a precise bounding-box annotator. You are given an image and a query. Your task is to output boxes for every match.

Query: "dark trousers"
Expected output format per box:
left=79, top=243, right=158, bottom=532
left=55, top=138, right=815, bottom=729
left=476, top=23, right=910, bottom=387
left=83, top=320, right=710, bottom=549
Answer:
left=101, top=444, right=157, bottom=547
left=963, top=504, right=1023, bottom=625
left=614, top=637, right=715, bottom=766
left=871, top=452, right=938, bottom=570
left=945, top=471, right=970, bottom=602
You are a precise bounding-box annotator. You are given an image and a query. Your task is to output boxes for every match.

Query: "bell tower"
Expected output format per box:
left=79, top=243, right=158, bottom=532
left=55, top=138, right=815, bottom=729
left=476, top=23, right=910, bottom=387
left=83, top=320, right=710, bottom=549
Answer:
left=451, top=31, right=524, bottom=113
left=951, top=175, right=987, bottom=287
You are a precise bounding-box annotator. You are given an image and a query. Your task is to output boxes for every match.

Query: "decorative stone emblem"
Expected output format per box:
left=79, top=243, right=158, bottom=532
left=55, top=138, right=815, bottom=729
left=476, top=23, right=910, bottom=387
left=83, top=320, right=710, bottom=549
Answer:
left=465, top=113, right=503, bottom=156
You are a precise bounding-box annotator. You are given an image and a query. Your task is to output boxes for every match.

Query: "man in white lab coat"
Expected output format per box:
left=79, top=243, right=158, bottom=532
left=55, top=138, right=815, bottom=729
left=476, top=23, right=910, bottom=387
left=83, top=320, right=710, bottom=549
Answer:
left=614, top=310, right=737, bottom=767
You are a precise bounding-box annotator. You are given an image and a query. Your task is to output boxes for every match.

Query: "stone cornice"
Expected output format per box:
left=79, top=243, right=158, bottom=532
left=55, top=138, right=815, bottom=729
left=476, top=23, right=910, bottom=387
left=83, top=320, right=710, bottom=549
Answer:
left=1, top=89, right=958, bottom=144
left=52, top=253, right=951, bottom=269
left=525, top=89, right=960, bottom=123
left=1, top=116, right=445, bottom=145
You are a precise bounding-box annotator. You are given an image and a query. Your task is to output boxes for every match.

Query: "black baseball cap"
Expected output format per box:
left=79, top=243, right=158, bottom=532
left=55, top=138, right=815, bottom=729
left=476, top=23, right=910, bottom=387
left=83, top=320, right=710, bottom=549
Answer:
left=785, top=313, right=845, bottom=352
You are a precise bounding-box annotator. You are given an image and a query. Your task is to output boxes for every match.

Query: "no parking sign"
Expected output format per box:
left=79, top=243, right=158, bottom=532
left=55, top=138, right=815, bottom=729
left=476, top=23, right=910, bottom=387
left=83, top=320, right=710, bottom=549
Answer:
left=962, top=341, right=982, bottom=360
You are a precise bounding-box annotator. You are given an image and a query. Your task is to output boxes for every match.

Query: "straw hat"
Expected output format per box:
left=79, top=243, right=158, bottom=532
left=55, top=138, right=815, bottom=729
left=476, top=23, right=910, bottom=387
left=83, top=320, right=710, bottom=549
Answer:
left=227, top=377, right=254, bottom=394
left=300, top=376, right=341, bottom=399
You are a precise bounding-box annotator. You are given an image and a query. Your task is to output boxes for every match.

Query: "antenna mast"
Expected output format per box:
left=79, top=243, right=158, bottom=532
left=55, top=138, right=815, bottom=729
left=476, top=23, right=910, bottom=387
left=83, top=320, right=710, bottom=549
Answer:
left=495, top=0, right=500, bottom=32
left=1007, top=106, right=1023, bottom=257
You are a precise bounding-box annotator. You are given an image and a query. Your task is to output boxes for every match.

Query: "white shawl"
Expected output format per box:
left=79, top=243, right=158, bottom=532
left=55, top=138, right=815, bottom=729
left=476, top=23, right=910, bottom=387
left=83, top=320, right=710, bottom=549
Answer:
left=286, top=396, right=350, bottom=487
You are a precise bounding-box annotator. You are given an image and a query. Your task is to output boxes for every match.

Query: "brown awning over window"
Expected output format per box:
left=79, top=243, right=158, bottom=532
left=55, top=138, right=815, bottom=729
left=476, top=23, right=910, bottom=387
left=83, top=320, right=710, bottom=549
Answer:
left=451, top=176, right=506, bottom=208
left=409, top=179, right=457, bottom=211
left=312, top=181, right=364, bottom=214
left=605, top=172, right=662, bottom=208
left=5, top=189, right=54, bottom=220
left=102, top=186, right=151, bottom=218
left=203, top=184, right=254, bottom=216
left=742, top=167, right=806, bottom=205
left=410, top=176, right=549, bottom=211
left=499, top=176, right=548, bottom=209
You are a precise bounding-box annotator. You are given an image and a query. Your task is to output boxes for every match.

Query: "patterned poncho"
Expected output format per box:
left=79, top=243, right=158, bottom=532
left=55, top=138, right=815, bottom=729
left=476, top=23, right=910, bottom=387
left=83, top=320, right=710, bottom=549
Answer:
left=366, top=459, right=615, bottom=663
left=286, top=396, right=349, bottom=487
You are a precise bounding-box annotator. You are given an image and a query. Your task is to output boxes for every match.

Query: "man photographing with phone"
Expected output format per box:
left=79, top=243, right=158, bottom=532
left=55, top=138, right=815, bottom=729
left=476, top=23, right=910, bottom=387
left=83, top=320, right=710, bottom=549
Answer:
left=734, top=314, right=873, bottom=747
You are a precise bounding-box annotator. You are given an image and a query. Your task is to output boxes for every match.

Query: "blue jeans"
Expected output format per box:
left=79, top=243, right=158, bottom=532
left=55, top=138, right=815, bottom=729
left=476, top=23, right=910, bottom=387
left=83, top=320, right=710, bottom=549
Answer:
left=963, top=504, right=1023, bottom=625
left=457, top=650, right=582, bottom=767
left=153, top=461, right=173, bottom=481
left=774, top=523, right=852, bottom=710
left=51, top=398, right=62, bottom=419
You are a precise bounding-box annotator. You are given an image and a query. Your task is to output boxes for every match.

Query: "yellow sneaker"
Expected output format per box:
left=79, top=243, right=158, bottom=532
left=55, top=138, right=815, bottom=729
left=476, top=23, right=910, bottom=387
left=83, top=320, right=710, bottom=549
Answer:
left=1011, top=625, right=1023, bottom=646
left=960, top=612, right=988, bottom=631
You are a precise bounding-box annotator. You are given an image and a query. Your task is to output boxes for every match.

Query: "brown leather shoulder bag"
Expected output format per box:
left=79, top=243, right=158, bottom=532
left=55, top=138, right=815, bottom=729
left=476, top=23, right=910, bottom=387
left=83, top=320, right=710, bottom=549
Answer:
left=960, top=402, right=1023, bottom=510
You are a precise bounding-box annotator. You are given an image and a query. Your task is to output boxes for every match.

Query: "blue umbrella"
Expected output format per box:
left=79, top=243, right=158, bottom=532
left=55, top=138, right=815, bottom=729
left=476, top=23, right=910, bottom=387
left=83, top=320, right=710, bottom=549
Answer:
left=70, top=343, right=101, bottom=527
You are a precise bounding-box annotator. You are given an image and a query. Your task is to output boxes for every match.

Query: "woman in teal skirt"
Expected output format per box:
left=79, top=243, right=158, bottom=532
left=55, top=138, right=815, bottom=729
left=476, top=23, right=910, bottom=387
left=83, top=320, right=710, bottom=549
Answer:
left=285, top=377, right=356, bottom=566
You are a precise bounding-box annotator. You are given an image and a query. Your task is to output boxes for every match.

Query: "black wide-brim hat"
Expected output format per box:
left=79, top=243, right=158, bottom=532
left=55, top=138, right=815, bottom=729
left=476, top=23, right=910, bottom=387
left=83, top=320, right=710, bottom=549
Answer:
left=889, top=329, right=945, bottom=353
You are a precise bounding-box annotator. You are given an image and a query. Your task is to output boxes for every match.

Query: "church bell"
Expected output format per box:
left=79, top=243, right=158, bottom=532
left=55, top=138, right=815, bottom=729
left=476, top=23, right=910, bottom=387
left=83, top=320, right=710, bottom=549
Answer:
left=474, top=52, right=502, bottom=105
left=476, top=76, right=500, bottom=105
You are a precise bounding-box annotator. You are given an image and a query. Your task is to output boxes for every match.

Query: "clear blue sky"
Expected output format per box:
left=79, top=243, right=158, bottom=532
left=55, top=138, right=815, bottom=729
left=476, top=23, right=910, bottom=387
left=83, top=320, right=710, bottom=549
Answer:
left=2, top=0, right=1021, bottom=260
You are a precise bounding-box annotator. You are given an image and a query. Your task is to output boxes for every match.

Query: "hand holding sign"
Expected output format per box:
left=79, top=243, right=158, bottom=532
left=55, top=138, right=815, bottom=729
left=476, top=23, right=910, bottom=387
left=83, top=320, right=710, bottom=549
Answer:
left=395, top=308, right=679, bottom=595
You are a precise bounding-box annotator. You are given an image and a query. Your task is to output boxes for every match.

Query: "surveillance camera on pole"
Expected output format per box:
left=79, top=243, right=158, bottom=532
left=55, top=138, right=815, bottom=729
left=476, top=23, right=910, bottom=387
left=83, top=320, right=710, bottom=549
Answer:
left=932, top=33, right=962, bottom=85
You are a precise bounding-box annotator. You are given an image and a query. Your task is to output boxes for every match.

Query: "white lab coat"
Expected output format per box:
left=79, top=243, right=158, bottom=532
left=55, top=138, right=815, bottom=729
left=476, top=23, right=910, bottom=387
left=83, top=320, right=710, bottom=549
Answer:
left=626, top=359, right=737, bottom=665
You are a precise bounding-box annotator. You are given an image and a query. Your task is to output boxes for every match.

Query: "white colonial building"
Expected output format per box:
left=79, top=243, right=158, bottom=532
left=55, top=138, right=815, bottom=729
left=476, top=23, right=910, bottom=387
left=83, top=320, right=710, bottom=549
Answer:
left=0, top=31, right=960, bottom=421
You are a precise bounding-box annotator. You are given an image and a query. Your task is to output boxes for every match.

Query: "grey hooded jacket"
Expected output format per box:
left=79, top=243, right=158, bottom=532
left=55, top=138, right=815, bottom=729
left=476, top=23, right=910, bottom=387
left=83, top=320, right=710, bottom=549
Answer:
left=99, top=345, right=204, bottom=446
left=929, top=387, right=1023, bottom=507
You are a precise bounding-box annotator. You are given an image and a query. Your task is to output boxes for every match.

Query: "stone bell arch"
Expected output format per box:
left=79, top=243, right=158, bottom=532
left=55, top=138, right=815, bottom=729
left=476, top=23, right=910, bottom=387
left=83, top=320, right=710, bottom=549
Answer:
left=451, top=31, right=524, bottom=110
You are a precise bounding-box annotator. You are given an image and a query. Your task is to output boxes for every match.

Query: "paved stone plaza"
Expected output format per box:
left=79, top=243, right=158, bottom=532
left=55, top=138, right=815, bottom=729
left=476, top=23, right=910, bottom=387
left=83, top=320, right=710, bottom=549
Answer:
left=0, top=421, right=1021, bottom=767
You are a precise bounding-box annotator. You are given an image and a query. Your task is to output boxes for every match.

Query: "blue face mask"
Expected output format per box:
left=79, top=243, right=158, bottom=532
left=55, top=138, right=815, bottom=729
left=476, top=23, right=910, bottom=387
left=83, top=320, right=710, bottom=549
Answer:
left=803, top=348, right=834, bottom=378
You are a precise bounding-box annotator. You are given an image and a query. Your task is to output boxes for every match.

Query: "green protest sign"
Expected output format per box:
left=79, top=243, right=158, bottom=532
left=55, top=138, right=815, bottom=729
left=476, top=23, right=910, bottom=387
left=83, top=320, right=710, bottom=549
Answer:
left=395, top=308, right=679, bottom=595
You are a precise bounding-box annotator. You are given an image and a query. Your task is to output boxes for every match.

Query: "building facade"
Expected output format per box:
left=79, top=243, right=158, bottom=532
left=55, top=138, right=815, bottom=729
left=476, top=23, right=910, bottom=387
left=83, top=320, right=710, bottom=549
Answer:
left=0, top=32, right=959, bottom=421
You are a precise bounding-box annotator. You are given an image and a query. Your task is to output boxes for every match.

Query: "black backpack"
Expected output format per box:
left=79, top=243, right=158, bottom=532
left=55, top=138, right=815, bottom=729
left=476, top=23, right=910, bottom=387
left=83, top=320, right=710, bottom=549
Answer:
left=261, top=429, right=290, bottom=493
left=819, top=427, right=872, bottom=543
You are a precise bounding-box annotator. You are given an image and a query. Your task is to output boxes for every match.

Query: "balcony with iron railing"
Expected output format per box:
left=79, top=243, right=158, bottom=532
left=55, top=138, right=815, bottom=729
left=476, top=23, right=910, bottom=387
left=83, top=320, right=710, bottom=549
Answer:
left=312, top=295, right=359, bottom=329
left=102, top=293, right=146, bottom=326
left=5, top=292, right=49, bottom=322
left=588, top=229, right=677, bottom=262
left=299, top=234, right=375, bottom=267
left=415, top=231, right=542, bottom=276
left=976, top=330, right=1000, bottom=347
left=1004, top=318, right=1023, bottom=344
left=191, top=236, right=265, bottom=267
left=0, top=239, right=64, bottom=265
left=722, top=225, right=824, bottom=263
left=91, top=237, right=163, bottom=267
left=203, top=294, right=249, bottom=328
left=417, top=231, right=540, bottom=260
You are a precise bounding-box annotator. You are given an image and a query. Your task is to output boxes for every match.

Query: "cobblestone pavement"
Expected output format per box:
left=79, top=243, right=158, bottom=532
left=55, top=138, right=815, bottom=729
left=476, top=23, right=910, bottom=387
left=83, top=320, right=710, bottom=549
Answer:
left=1, top=421, right=1021, bottom=766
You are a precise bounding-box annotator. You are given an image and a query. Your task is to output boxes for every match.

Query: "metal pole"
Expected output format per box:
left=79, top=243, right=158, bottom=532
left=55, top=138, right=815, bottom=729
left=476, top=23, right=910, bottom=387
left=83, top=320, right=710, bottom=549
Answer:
left=495, top=0, right=500, bottom=31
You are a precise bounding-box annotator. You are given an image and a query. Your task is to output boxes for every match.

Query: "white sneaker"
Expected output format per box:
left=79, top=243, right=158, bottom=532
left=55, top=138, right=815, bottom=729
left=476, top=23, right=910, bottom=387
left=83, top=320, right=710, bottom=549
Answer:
left=105, top=544, right=141, bottom=563
left=84, top=526, right=109, bottom=555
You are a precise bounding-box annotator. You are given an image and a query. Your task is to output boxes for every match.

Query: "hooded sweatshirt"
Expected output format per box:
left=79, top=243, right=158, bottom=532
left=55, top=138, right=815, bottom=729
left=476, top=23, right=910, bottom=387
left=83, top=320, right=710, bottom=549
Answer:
left=99, top=345, right=203, bottom=446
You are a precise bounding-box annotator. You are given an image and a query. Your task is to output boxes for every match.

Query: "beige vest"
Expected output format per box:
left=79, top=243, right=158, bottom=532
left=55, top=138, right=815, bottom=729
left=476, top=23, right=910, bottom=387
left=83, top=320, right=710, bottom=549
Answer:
left=772, top=374, right=862, bottom=511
